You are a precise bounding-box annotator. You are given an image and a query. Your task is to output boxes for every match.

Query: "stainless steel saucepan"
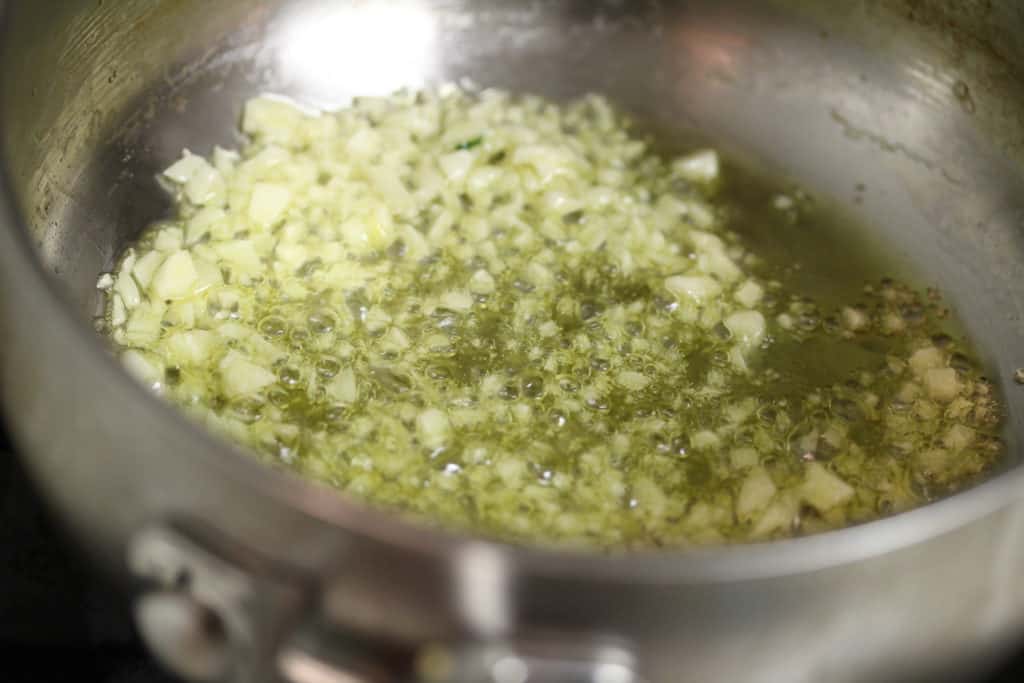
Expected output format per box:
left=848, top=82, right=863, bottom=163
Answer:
left=2, top=1, right=1024, bottom=681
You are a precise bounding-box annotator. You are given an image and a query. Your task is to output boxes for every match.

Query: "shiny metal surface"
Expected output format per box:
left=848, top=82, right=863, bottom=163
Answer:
left=135, top=592, right=231, bottom=682
left=2, top=1, right=1024, bottom=681
left=129, top=524, right=304, bottom=682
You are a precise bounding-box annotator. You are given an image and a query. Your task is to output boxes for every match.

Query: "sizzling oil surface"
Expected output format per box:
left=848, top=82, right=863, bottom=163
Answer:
left=99, top=90, right=1003, bottom=548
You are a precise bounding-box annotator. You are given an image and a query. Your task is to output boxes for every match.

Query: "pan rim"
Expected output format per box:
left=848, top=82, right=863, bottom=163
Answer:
left=0, top=1, right=1021, bottom=587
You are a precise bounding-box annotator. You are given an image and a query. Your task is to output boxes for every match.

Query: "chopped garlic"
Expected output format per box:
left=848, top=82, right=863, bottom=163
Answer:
left=219, top=351, right=276, bottom=397
left=98, top=86, right=1003, bottom=550
left=469, top=269, right=496, bottom=295
left=248, top=183, right=292, bottom=227
left=417, top=408, right=450, bottom=448
left=665, top=275, right=722, bottom=304
left=736, top=467, right=777, bottom=521
left=910, top=347, right=944, bottom=377
left=724, top=310, right=766, bottom=348
left=924, top=367, right=960, bottom=402
left=734, top=280, right=764, bottom=308
left=616, top=371, right=650, bottom=391
left=673, top=149, right=720, bottom=184
left=151, top=251, right=199, bottom=301
left=801, top=463, right=854, bottom=512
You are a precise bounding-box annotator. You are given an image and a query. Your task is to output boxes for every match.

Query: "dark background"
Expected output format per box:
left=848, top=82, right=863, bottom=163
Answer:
left=1, top=433, right=1022, bottom=683
left=0, top=432, right=173, bottom=683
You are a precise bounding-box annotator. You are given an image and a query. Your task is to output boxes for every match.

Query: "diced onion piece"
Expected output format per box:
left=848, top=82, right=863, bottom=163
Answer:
left=365, top=166, right=413, bottom=214
left=632, top=476, right=669, bottom=516
left=340, top=205, right=395, bottom=253
left=110, top=294, right=127, bottom=327
left=275, top=242, right=309, bottom=270
left=916, top=447, right=953, bottom=474
left=163, top=151, right=206, bottom=184
left=242, top=96, right=305, bottom=146
left=724, top=310, right=766, bottom=349
left=772, top=195, right=795, bottom=211
left=841, top=306, right=869, bottom=332
left=685, top=200, right=716, bottom=229
left=124, top=304, right=165, bottom=345
left=752, top=497, right=798, bottom=537
left=909, top=347, right=944, bottom=378
left=212, top=146, right=240, bottom=173
left=439, top=150, right=475, bottom=182
left=132, top=250, right=164, bottom=289
left=689, top=230, right=724, bottom=253
left=672, top=149, right=720, bottom=184
left=441, top=290, right=473, bottom=311
left=364, top=308, right=392, bottom=335
left=691, top=430, right=721, bottom=450
left=736, top=466, right=777, bottom=521
left=943, top=424, right=975, bottom=452
left=328, top=368, right=359, bottom=404
left=416, top=408, right=450, bottom=448
left=924, top=367, right=959, bottom=402
left=115, top=270, right=142, bottom=308
left=166, top=330, right=219, bottom=365
left=152, top=251, right=199, bottom=301
left=699, top=249, right=742, bottom=283
left=248, top=334, right=286, bottom=365
left=800, top=462, right=854, bottom=512
left=664, top=275, right=721, bottom=304
left=525, top=263, right=552, bottom=290
left=512, top=403, right=532, bottom=424
left=186, top=163, right=224, bottom=206
left=468, top=166, right=501, bottom=194
left=214, top=240, right=263, bottom=278
left=248, top=183, right=292, bottom=227
left=616, top=371, right=650, bottom=391
left=729, top=447, right=760, bottom=470
left=186, top=206, right=227, bottom=245
left=382, top=327, right=411, bottom=351
left=219, top=351, right=276, bottom=398
left=121, top=350, right=164, bottom=390
left=345, top=128, right=381, bottom=161
left=192, top=259, right=223, bottom=293
left=164, top=152, right=224, bottom=206
left=469, top=269, right=496, bottom=295
left=154, top=228, right=184, bottom=253
left=734, top=280, right=763, bottom=308
left=523, top=145, right=581, bottom=183
left=165, top=301, right=196, bottom=328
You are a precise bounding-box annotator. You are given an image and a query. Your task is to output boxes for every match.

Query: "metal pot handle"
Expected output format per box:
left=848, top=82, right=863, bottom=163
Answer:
left=129, top=523, right=310, bottom=683
left=130, top=524, right=643, bottom=683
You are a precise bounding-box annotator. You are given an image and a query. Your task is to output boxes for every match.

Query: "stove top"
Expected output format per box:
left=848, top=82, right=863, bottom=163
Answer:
left=1, top=434, right=1022, bottom=683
